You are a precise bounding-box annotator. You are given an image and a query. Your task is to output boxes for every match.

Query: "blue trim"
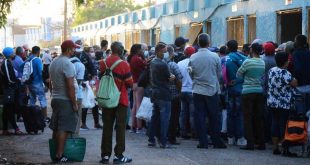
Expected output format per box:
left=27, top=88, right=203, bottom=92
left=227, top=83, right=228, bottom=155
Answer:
left=173, top=1, right=179, bottom=13
left=150, top=7, right=155, bottom=19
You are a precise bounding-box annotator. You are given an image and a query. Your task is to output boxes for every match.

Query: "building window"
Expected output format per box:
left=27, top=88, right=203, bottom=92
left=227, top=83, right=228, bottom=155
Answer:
left=90, top=24, right=93, bottom=30
left=174, top=0, right=179, bottom=13
left=118, top=16, right=122, bottom=24
left=86, top=25, right=88, bottom=31
left=227, top=17, right=244, bottom=47
left=95, top=24, right=98, bottom=29
left=111, top=18, right=115, bottom=26
left=142, top=10, right=146, bottom=20
left=205, top=21, right=212, bottom=42
left=163, top=3, right=167, bottom=15
left=248, top=15, right=256, bottom=44
left=125, top=14, right=129, bottom=23
left=78, top=27, right=80, bottom=32
left=105, top=20, right=109, bottom=28
left=188, top=0, right=195, bottom=11
left=133, top=12, right=138, bottom=23
left=156, top=28, right=161, bottom=44
left=82, top=26, right=84, bottom=31
left=204, top=0, right=211, bottom=7
left=150, top=7, right=155, bottom=19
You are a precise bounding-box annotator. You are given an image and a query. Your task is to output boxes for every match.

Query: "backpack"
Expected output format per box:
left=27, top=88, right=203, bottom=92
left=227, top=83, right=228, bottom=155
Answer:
left=97, top=59, right=122, bottom=108
left=284, top=114, right=308, bottom=144
left=21, top=57, right=38, bottom=84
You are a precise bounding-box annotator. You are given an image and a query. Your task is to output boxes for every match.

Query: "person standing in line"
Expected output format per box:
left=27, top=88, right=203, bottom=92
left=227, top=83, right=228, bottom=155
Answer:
left=26, top=46, right=48, bottom=122
left=188, top=33, right=226, bottom=149
left=148, top=42, right=175, bottom=148
left=267, top=52, right=298, bottom=155
left=177, top=46, right=196, bottom=139
left=237, top=43, right=266, bottom=150
left=1, top=47, right=25, bottom=135
left=99, top=42, right=133, bottom=164
left=165, top=45, right=183, bottom=145
left=70, top=51, right=85, bottom=136
left=225, top=40, right=247, bottom=146
left=127, top=44, right=146, bottom=133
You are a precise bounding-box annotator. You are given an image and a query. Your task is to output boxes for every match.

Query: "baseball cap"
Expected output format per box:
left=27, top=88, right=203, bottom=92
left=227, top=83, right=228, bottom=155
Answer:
left=2, top=47, right=14, bottom=59
left=184, top=46, right=196, bottom=57
left=175, top=37, right=189, bottom=47
left=61, top=40, right=79, bottom=50
left=263, top=42, right=275, bottom=55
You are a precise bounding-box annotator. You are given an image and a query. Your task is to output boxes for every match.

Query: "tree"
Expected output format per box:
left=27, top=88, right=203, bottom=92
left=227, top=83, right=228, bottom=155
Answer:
left=73, top=0, right=147, bottom=26
left=0, top=0, right=14, bottom=28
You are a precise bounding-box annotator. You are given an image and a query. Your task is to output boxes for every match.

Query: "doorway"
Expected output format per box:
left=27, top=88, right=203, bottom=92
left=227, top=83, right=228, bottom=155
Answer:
left=277, top=9, right=302, bottom=43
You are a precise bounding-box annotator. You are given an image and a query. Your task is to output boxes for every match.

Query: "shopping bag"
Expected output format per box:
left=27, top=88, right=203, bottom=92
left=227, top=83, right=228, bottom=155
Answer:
left=136, top=97, right=153, bottom=121
left=49, top=137, right=86, bottom=162
left=81, top=81, right=96, bottom=108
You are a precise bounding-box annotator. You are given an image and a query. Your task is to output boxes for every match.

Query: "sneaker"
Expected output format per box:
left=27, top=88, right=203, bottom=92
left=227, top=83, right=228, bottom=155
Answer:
left=237, top=137, right=247, bottom=146
left=228, top=137, right=235, bottom=145
left=45, top=117, right=51, bottom=123
left=113, top=155, right=132, bottom=164
left=129, top=129, right=136, bottom=133
left=80, top=124, right=89, bottom=130
left=54, top=155, right=69, bottom=163
left=100, top=156, right=109, bottom=164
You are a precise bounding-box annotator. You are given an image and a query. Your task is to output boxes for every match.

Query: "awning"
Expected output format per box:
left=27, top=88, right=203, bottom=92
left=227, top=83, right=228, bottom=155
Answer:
left=186, top=23, right=203, bottom=46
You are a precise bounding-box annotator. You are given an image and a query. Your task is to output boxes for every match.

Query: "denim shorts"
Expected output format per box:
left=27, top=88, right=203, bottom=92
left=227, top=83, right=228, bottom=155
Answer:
left=29, top=83, right=47, bottom=108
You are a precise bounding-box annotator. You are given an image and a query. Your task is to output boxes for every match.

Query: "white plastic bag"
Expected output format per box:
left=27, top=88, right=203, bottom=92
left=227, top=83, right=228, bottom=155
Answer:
left=81, top=81, right=96, bottom=108
left=136, top=97, right=153, bottom=121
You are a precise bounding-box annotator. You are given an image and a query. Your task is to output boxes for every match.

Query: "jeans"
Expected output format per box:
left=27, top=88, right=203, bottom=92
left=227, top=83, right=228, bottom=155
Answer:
left=295, top=85, right=310, bottom=114
left=241, top=93, right=265, bottom=147
left=29, top=83, right=47, bottom=108
left=179, top=92, right=195, bottom=136
left=227, top=94, right=244, bottom=139
left=193, top=93, right=223, bottom=146
left=168, top=97, right=181, bottom=142
left=270, top=108, right=289, bottom=139
left=148, top=100, right=171, bottom=146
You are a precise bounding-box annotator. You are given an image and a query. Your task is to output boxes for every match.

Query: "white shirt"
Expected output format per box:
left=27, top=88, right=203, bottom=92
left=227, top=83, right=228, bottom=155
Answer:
left=177, top=58, right=193, bottom=93
left=42, top=52, right=53, bottom=65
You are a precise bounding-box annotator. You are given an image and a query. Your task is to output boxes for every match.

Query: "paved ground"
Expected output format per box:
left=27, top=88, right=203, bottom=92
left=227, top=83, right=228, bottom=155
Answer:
left=0, top=101, right=310, bottom=165
left=1, top=113, right=310, bottom=165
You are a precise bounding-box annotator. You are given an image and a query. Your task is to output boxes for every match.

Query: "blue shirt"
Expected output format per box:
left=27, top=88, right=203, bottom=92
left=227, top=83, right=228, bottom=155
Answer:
left=27, top=55, right=43, bottom=85
left=12, top=55, right=24, bottom=79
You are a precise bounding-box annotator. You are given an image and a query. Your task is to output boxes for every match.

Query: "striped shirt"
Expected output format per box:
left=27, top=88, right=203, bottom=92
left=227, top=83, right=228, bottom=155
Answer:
left=236, top=58, right=265, bottom=94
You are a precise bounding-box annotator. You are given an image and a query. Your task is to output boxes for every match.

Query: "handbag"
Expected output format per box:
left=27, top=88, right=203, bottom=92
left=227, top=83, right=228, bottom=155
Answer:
left=136, top=97, right=153, bottom=121
left=49, top=137, right=86, bottom=162
left=81, top=81, right=96, bottom=108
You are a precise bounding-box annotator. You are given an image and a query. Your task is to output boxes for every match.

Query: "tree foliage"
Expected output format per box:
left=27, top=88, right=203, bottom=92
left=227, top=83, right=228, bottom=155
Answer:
left=0, top=0, right=14, bottom=28
left=73, top=0, right=146, bottom=26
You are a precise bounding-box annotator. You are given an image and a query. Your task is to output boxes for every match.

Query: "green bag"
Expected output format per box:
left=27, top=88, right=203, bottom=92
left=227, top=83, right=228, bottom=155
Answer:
left=49, top=137, right=86, bottom=162
left=97, top=59, right=122, bottom=108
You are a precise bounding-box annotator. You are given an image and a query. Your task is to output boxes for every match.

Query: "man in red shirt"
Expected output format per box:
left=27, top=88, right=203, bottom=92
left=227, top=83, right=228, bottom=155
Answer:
left=99, top=42, right=133, bottom=164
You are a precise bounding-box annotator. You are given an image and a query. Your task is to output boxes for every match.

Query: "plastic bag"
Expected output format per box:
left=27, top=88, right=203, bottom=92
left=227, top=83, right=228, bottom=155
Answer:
left=81, top=81, right=96, bottom=108
left=136, top=97, right=153, bottom=121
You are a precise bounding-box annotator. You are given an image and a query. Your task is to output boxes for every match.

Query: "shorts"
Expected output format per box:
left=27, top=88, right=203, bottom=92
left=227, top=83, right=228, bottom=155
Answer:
left=49, top=99, right=78, bottom=133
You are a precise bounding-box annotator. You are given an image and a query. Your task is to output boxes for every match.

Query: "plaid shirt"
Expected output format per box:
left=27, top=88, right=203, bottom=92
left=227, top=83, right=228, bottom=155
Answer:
left=167, top=60, right=183, bottom=98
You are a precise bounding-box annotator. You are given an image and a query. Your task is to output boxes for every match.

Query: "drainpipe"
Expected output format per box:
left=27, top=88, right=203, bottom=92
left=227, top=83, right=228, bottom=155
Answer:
left=302, top=6, right=308, bottom=36
left=244, top=14, right=248, bottom=44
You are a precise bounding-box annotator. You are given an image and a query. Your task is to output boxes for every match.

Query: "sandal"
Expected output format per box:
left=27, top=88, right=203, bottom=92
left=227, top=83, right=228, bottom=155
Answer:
left=113, top=155, right=132, bottom=164
left=54, top=155, right=69, bottom=163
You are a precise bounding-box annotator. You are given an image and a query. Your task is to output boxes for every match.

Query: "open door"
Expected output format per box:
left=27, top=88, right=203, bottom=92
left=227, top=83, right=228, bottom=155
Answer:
left=227, top=16, right=244, bottom=47
left=186, top=23, right=203, bottom=46
left=277, top=8, right=302, bottom=43
left=248, top=15, right=256, bottom=43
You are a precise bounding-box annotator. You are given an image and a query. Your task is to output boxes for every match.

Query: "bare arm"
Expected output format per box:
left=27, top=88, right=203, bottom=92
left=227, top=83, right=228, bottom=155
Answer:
left=66, top=77, right=78, bottom=112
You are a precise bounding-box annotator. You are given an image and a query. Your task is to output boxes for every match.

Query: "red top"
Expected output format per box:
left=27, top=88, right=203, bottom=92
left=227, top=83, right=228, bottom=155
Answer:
left=99, top=55, right=133, bottom=107
left=129, top=55, right=146, bottom=83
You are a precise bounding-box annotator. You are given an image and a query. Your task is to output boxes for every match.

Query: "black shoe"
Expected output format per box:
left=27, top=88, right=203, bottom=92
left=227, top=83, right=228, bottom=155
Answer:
left=54, top=155, right=69, bottom=163
left=213, top=143, right=227, bottom=149
left=95, top=124, right=103, bottom=129
left=273, top=149, right=281, bottom=155
left=100, top=156, right=109, bottom=164
left=181, top=135, right=191, bottom=140
left=148, top=142, right=156, bottom=147
left=197, top=144, right=208, bottom=149
left=113, top=155, right=132, bottom=164
left=160, top=144, right=172, bottom=149
left=255, top=145, right=266, bottom=150
left=126, top=125, right=131, bottom=130
left=240, top=145, right=254, bottom=150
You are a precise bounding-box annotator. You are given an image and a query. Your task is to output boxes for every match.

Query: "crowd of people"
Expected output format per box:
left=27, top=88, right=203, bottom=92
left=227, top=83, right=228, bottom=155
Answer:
left=0, top=33, right=310, bottom=164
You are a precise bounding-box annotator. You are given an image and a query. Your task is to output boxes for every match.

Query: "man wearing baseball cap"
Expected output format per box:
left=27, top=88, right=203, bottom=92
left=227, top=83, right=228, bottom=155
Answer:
left=49, top=40, right=79, bottom=163
left=174, top=37, right=189, bottom=63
